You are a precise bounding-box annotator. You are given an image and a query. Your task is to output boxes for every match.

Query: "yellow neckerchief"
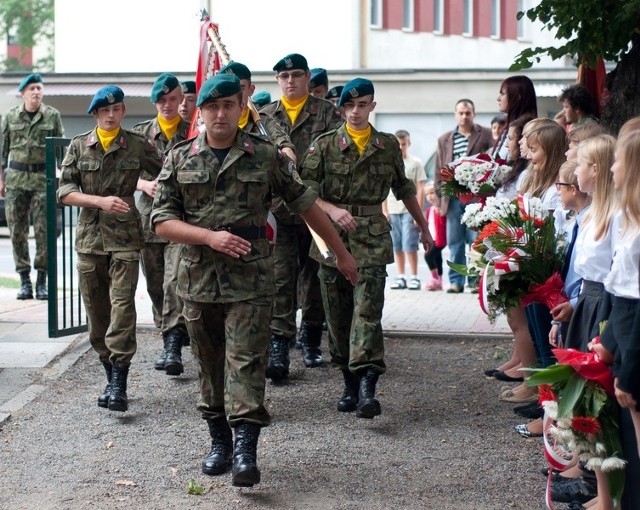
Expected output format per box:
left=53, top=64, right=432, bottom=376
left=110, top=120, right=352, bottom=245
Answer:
left=346, top=124, right=372, bottom=156
left=97, top=127, right=120, bottom=152
left=238, top=107, right=250, bottom=130
left=157, top=113, right=181, bottom=140
left=280, top=94, right=308, bottom=125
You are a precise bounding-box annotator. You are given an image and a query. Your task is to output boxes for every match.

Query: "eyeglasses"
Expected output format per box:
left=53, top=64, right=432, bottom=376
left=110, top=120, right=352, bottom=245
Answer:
left=277, top=71, right=306, bottom=80
left=555, top=182, right=574, bottom=190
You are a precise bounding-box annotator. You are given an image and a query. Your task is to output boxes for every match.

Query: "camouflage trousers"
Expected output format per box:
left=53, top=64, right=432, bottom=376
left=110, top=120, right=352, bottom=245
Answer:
left=183, top=297, right=272, bottom=427
left=140, top=241, right=186, bottom=334
left=77, top=251, right=140, bottom=366
left=271, top=224, right=324, bottom=339
left=318, top=264, right=387, bottom=375
left=5, top=187, right=47, bottom=273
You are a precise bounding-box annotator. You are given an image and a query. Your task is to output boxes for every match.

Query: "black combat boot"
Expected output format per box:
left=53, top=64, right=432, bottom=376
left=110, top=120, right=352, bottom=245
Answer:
left=356, top=369, right=382, bottom=419
left=154, top=332, right=169, bottom=370
left=163, top=327, right=184, bottom=376
left=202, top=417, right=233, bottom=475
left=265, top=333, right=290, bottom=382
left=336, top=370, right=359, bottom=412
left=17, top=271, right=33, bottom=300
left=108, top=364, right=129, bottom=412
left=300, top=321, right=323, bottom=368
left=232, top=423, right=261, bottom=487
left=97, top=361, right=112, bottom=408
left=35, top=271, right=48, bottom=300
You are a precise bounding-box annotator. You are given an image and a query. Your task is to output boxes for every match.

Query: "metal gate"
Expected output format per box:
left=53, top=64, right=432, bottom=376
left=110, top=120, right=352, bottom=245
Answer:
left=45, top=137, right=88, bottom=338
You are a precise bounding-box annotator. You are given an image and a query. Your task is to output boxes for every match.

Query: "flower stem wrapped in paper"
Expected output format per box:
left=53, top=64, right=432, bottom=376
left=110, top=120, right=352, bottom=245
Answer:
left=449, top=194, right=567, bottom=323
left=525, top=322, right=625, bottom=508
left=439, top=153, right=511, bottom=204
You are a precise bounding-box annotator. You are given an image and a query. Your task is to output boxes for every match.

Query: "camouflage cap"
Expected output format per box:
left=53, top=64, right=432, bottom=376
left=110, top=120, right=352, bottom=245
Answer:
left=196, top=74, right=241, bottom=107
left=338, top=78, right=375, bottom=107
left=150, top=73, right=180, bottom=103
left=87, top=85, right=125, bottom=114
left=18, top=73, right=43, bottom=92
left=273, top=53, right=309, bottom=73
left=326, top=85, right=344, bottom=100
left=218, top=61, right=252, bottom=81
left=309, top=68, right=328, bottom=88
left=251, top=90, right=272, bottom=108
left=181, top=80, right=197, bottom=94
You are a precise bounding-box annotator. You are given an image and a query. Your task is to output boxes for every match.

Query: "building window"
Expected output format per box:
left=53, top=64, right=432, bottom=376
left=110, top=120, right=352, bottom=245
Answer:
left=370, top=0, right=382, bottom=28
left=403, top=0, right=414, bottom=31
left=491, top=0, right=501, bottom=38
left=463, top=0, right=473, bottom=36
left=517, top=0, right=530, bottom=40
left=433, top=0, right=444, bottom=34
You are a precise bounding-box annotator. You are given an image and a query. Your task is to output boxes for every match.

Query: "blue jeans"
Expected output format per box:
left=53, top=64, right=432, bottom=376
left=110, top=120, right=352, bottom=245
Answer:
left=445, top=198, right=477, bottom=287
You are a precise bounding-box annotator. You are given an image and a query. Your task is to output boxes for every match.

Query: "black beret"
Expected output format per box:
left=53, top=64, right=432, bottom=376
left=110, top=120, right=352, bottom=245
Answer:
left=273, top=53, right=309, bottom=73
left=18, top=73, right=43, bottom=92
left=309, top=68, right=328, bottom=88
left=87, top=85, right=125, bottom=114
left=181, top=80, right=196, bottom=94
left=150, top=73, right=180, bottom=103
left=338, top=78, right=375, bottom=107
left=218, top=62, right=252, bottom=81
left=326, top=85, right=344, bottom=100
left=196, top=74, right=242, bottom=107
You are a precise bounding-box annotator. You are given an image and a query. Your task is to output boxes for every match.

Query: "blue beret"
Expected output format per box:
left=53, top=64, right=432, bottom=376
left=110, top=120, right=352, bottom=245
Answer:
left=338, top=78, right=375, bottom=107
left=326, top=85, right=344, bottom=100
left=218, top=62, right=252, bottom=81
left=197, top=74, right=242, bottom=107
left=150, top=73, right=180, bottom=103
left=273, top=53, right=309, bottom=73
left=181, top=80, right=196, bottom=94
left=18, top=73, right=43, bottom=92
left=251, top=90, right=272, bottom=108
left=87, top=85, right=125, bottom=114
left=309, top=68, right=328, bottom=89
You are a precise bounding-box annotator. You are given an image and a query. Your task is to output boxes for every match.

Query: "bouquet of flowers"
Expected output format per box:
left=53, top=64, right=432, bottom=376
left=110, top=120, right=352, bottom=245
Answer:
left=460, top=196, right=517, bottom=231
left=449, top=194, right=567, bottom=322
left=439, top=152, right=511, bottom=203
left=526, top=330, right=625, bottom=508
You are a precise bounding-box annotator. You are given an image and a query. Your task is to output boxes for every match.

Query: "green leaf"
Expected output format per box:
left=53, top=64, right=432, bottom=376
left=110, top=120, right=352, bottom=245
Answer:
left=446, top=261, right=477, bottom=277
left=607, top=468, right=626, bottom=509
left=525, top=364, right=575, bottom=387
left=557, top=373, right=587, bottom=418
left=187, top=479, right=205, bottom=496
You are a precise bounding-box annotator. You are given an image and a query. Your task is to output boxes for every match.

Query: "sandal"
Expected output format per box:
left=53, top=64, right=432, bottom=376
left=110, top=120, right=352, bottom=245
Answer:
left=408, top=277, right=421, bottom=290
left=390, top=277, right=407, bottom=289
left=500, top=388, right=538, bottom=403
left=514, top=423, right=543, bottom=438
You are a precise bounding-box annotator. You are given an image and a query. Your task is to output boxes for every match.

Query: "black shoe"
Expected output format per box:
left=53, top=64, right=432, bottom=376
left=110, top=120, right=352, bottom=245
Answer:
left=336, top=370, right=359, bottom=412
left=97, top=361, right=112, bottom=408
left=550, top=477, right=597, bottom=503
left=299, top=322, right=323, bottom=368
left=202, top=418, right=233, bottom=476
left=35, top=271, right=48, bottom=300
left=266, top=334, right=290, bottom=382
left=513, top=401, right=543, bottom=419
left=356, top=369, right=381, bottom=419
left=108, top=364, right=129, bottom=412
left=493, top=370, right=524, bottom=382
left=17, top=271, right=33, bottom=300
left=163, top=328, right=184, bottom=376
left=154, top=333, right=169, bottom=370
left=232, top=424, right=261, bottom=487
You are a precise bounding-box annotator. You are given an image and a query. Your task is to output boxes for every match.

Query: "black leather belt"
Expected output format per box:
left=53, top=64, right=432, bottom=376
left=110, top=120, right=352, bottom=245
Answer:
left=335, top=203, right=382, bottom=216
left=10, top=161, right=46, bottom=173
left=212, top=225, right=267, bottom=240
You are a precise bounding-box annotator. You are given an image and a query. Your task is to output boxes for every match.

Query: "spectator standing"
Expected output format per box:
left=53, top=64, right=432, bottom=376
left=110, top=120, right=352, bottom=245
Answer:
left=435, top=99, right=493, bottom=293
left=558, top=83, right=599, bottom=129
left=384, top=130, right=426, bottom=290
left=0, top=73, right=64, bottom=300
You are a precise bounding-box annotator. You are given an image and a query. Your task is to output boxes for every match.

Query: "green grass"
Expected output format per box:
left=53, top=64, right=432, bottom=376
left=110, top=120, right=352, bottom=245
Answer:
left=0, top=277, right=20, bottom=288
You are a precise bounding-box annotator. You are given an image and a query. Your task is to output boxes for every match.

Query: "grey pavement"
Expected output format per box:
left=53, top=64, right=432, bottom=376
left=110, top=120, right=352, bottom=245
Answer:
left=0, top=255, right=509, bottom=426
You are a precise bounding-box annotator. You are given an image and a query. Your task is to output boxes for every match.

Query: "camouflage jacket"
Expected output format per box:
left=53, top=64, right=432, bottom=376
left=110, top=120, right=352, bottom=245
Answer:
left=299, top=123, right=416, bottom=268
left=260, top=95, right=342, bottom=225
left=150, top=129, right=317, bottom=303
left=1, top=103, right=64, bottom=168
left=244, top=112, right=294, bottom=153
left=57, top=128, right=162, bottom=254
left=132, top=117, right=192, bottom=242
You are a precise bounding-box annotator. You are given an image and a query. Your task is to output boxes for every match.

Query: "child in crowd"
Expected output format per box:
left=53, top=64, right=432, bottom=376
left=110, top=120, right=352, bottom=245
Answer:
left=565, top=123, right=606, bottom=160
left=423, top=181, right=446, bottom=291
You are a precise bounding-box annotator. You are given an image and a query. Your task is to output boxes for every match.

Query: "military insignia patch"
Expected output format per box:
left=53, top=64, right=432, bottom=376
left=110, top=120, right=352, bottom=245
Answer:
left=285, top=57, right=293, bottom=69
left=288, top=160, right=296, bottom=175
left=307, top=146, right=316, bottom=155
left=291, top=168, right=304, bottom=185
left=106, top=92, right=115, bottom=104
left=162, top=84, right=170, bottom=94
left=349, top=88, right=359, bottom=98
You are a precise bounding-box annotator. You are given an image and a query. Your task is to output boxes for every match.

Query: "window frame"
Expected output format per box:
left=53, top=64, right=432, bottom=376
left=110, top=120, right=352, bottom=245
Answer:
left=463, top=0, right=474, bottom=37
left=370, top=0, right=383, bottom=29
left=433, top=0, right=444, bottom=35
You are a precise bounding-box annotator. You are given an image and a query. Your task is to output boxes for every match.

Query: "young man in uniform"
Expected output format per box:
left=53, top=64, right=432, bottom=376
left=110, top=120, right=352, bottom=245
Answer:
left=151, top=74, right=358, bottom=487
left=299, top=78, right=433, bottom=419
left=178, top=80, right=197, bottom=124
left=0, top=73, right=64, bottom=300
left=260, top=53, right=343, bottom=378
left=309, top=68, right=329, bottom=100
left=57, top=86, right=162, bottom=412
left=133, top=73, right=192, bottom=376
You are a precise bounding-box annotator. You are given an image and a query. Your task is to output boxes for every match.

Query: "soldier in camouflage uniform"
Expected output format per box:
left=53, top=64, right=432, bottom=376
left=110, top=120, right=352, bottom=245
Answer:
left=151, top=74, right=358, bottom=488
left=178, top=80, right=197, bottom=124
left=133, top=73, right=192, bottom=377
left=0, top=73, right=64, bottom=300
left=57, top=86, right=162, bottom=413
left=299, top=78, right=433, bottom=419
left=260, top=53, right=343, bottom=379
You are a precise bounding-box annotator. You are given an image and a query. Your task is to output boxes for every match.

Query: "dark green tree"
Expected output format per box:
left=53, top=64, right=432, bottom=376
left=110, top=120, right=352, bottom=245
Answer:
left=510, top=0, right=640, bottom=134
left=0, top=0, right=54, bottom=72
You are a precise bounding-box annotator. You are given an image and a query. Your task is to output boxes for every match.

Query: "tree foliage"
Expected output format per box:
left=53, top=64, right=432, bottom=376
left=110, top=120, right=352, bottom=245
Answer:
left=510, top=0, right=640, bottom=70
left=0, top=0, right=54, bottom=71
